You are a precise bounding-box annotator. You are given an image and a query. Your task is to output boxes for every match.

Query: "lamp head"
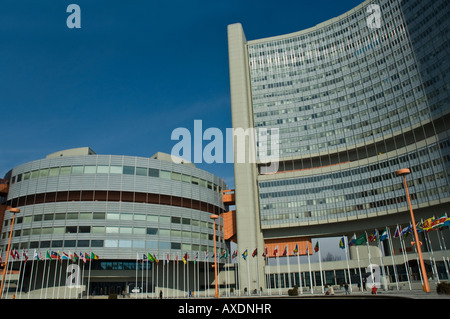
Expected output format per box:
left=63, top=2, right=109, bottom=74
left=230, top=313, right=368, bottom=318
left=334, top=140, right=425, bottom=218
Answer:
left=9, top=208, right=20, bottom=214
left=396, top=168, right=411, bottom=176
left=210, top=214, right=219, bottom=220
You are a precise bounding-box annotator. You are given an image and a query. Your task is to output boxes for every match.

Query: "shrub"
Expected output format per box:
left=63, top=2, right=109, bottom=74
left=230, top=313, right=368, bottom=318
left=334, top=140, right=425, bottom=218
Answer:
left=436, top=282, right=450, bottom=295
left=288, top=285, right=299, bottom=296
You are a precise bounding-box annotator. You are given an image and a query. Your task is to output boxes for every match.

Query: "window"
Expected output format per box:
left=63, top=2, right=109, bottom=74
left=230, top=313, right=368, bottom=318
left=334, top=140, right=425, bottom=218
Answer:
left=71, top=166, right=83, bottom=175
left=148, top=168, right=159, bottom=177
left=110, top=166, right=122, bottom=174
left=146, top=228, right=158, bottom=235
left=160, top=170, right=171, bottom=179
left=84, top=166, right=96, bottom=174
left=97, top=166, right=110, bottom=174
left=123, top=166, right=135, bottom=175
left=136, top=167, right=147, bottom=176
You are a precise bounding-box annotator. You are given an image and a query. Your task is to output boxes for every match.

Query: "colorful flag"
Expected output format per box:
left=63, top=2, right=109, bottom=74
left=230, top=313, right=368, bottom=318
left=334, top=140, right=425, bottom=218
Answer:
left=393, top=226, right=401, bottom=238
left=62, top=252, right=70, bottom=260
left=242, top=249, right=248, bottom=260
left=348, top=234, right=356, bottom=246
left=379, top=229, right=388, bottom=241
left=314, top=241, right=319, bottom=253
left=51, top=251, right=60, bottom=260
left=368, top=230, right=378, bottom=242
left=91, top=252, right=99, bottom=260
left=282, top=246, right=288, bottom=256
left=273, top=246, right=278, bottom=257
left=339, top=237, right=345, bottom=249
left=355, top=233, right=367, bottom=246
left=220, top=250, right=228, bottom=259
left=293, top=244, right=299, bottom=254
left=422, top=217, right=434, bottom=231
left=431, top=215, right=448, bottom=230
left=252, top=248, right=257, bottom=257
left=401, top=224, right=412, bottom=237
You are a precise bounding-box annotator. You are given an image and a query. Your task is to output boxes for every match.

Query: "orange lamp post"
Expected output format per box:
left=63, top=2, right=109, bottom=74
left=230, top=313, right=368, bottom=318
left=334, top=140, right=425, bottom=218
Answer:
left=0, top=207, right=20, bottom=299
left=210, top=214, right=219, bottom=298
left=396, top=168, right=430, bottom=293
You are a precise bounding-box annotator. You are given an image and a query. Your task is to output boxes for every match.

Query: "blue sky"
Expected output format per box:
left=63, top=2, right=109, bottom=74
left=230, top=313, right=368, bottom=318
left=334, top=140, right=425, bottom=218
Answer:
left=0, top=0, right=364, bottom=188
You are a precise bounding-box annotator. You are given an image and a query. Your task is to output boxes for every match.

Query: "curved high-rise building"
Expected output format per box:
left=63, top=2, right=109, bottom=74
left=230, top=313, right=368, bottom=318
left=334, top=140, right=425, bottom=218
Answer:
left=0, top=147, right=227, bottom=297
left=228, top=0, right=450, bottom=291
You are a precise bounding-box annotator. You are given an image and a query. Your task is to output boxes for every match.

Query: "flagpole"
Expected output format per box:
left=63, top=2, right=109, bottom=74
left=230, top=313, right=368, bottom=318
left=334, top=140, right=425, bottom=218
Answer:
left=436, top=226, right=450, bottom=280
left=296, top=244, right=303, bottom=295
left=307, top=244, right=313, bottom=294
left=28, top=250, right=36, bottom=299
left=246, top=249, right=251, bottom=295
left=354, top=234, right=363, bottom=292
left=398, top=227, right=412, bottom=290
left=317, top=241, right=324, bottom=294
left=387, top=228, right=399, bottom=290
left=19, top=250, right=28, bottom=299
left=275, top=247, right=281, bottom=295
left=15, top=251, right=24, bottom=298
left=286, top=245, right=292, bottom=289
left=45, top=253, right=52, bottom=299
left=342, top=236, right=352, bottom=293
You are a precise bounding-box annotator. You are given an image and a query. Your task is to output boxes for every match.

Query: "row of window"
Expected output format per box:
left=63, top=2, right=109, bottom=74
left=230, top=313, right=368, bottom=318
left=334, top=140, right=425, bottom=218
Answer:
left=6, top=226, right=216, bottom=242
left=5, top=211, right=217, bottom=230
left=4, top=239, right=221, bottom=254
left=259, top=141, right=446, bottom=189
left=11, top=165, right=222, bottom=193
left=260, top=185, right=449, bottom=226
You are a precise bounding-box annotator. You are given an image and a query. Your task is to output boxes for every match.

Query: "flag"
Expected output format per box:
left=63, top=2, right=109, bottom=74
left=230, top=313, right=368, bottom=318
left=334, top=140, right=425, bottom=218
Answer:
left=282, top=246, right=288, bottom=256
left=273, top=246, right=278, bottom=257
left=72, top=252, right=79, bottom=262
left=46, top=251, right=51, bottom=260
left=85, top=252, right=91, bottom=261
left=401, top=224, right=412, bottom=237
left=379, top=229, right=388, bottom=241
left=393, top=226, right=401, bottom=238
left=91, top=252, right=99, bottom=260
left=416, top=221, right=424, bottom=233
left=80, top=252, right=86, bottom=263
left=444, top=217, right=450, bottom=227
left=368, top=230, right=378, bottom=242
left=348, top=234, right=356, bottom=246
left=339, top=237, right=345, bottom=249
left=252, top=248, right=257, bottom=257
left=242, top=249, right=248, bottom=260
left=314, top=241, right=319, bottom=253
left=34, top=250, right=40, bottom=261
left=220, top=250, right=228, bottom=259
left=148, top=253, right=157, bottom=263
left=10, top=249, right=17, bottom=260
left=22, top=250, right=29, bottom=262
left=182, top=253, right=188, bottom=264
left=355, top=233, right=367, bottom=246
left=293, top=244, right=299, bottom=254
left=51, top=251, right=60, bottom=260
left=62, top=252, right=70, bottom=260
left=431, top=215, right=447, bottom=230
left=422, top=217, right=434, bottom=231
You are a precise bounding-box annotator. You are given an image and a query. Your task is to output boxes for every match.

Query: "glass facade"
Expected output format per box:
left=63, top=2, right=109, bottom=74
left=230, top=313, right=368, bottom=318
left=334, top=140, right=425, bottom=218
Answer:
left=1, top=153, right=227, bottom=260
left=244, top=0, right=450, bottom=228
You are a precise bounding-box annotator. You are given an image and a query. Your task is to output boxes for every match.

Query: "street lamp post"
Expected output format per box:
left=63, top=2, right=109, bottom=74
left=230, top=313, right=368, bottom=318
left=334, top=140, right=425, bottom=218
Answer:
left=396, top=168, right=430, bottom=293
left=210, top=214, right=219, bottom=298
left=0, top=207, right=20, bottom=299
